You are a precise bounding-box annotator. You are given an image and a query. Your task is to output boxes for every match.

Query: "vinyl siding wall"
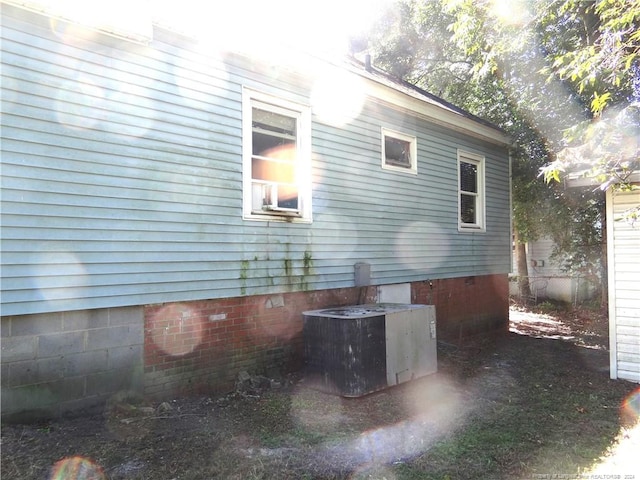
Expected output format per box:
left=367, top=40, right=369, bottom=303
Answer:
left=1, top=5, right=511, bottom=317
left=607, top=188, right=640, bottom=383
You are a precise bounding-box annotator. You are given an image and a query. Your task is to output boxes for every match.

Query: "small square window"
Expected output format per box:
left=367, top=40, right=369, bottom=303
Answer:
left=381, top=128, right=417, bottom=174
left=458, top=150, right=485, bottom=231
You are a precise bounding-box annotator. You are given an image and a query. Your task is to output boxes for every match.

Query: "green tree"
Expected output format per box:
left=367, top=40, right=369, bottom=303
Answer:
left=363, top=0, right=615, bottom=300
left=440, top=0, right=639, bottom=189
left=537, top=0, right=640, bottom=204
left=442, top=0, right=639, bottom=303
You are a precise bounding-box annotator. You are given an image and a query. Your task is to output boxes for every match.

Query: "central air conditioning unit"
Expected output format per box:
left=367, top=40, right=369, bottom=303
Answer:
left=302, top=303, right=437, bottom=397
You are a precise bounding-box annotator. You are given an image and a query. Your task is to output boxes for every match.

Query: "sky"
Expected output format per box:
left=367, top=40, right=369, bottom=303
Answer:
left=14, top=0, right=396, bottom=56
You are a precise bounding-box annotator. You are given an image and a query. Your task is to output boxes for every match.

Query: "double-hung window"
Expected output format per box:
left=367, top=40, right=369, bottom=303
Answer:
left=458, top=150, right=485, bottom=231
left=243, top=88, right=311, bottom=221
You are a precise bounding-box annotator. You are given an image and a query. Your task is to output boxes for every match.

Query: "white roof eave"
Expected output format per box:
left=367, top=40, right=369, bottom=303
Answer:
left=351, top=67, right=511, bottom=147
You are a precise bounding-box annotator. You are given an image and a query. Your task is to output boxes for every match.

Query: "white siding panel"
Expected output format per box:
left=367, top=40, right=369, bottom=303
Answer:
left=527, top=237, right=565, bottom=276
left=617, top=364, right=640, bottom=383
left=617, top=342, right=640, bottom=354
left=615, top=268, right=640, bottom=281
left=615, top=297, right=640, bottom=309
left=617, top=316, right=640, bottom=329
left=616, top=325, right=640, bottom=337
left=615, top=282, right=640, bottom=297
left=616, top=308, right=640, bottom=321
left=618, top=352, right=640, bottom=365
left=608, top=187, right=640, bottom=382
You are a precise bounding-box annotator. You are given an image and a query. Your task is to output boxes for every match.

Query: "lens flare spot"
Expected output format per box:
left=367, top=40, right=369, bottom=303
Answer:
left=583, top=418, right=640, bottom=476
left=489, top=0, right=532, bottom=26
left=31, top=251, right=89, bottom=307
left=348, top=464, right=397, bottom=479
left=313, top=212, right=359, bottom=260
left=290, top=386, right=346, bottom=431
left=402, top=375, right=463, bottom=420
left=54, top=76, right=105, bottom=131
left=253, top=315, right=301, bottom=343
left=395, top=221, right=450, bottom=272
left=47, top=1, right=152, bottom=44
left=352, top=419, right=432, bottom=465
left=149, top=304, right=203, bottom=356
left=49, top=456, right=105, bottom=480
left=171, top=51, right=230, bottom=111
left=105, top=81, right=156, bottom=139
left=49, top=17, right=101, bottom=44
left=312, top=68, right=366, bottom=127
left=621, top=387, right=640, bottom=425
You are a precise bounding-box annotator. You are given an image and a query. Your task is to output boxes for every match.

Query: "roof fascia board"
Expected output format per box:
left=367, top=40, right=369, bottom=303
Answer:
left=222, top=49, right=511, bottom=147
left=361, top=77, right=511, bottom=147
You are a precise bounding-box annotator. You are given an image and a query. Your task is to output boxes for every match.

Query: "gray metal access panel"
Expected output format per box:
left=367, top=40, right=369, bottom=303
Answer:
left=385, top=305, right=437, bottom=386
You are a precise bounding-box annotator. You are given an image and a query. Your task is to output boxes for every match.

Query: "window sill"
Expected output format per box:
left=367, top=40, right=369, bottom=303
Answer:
left=245, top=211, right=311, bottom=223
left=458, top=225, right=486, bottom=233
left=381, top=164, right=418, bottom=175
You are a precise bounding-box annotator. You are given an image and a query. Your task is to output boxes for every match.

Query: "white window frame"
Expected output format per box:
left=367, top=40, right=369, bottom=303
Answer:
left=457, top=150, right=486, bottom=232
left=242, top=87, right=312, bottom=222
left=381, top=128, right=418, bottom=175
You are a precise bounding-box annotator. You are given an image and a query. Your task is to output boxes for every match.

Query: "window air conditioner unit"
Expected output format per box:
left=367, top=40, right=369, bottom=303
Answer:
left=262, top=184, right=299, bottom=215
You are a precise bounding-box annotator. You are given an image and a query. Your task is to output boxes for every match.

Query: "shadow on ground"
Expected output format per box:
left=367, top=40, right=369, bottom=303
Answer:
left=2, top=305, right=638, bottom=479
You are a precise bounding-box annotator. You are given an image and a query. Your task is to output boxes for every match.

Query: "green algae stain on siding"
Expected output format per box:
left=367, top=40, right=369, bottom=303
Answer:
left=240, top=259, right=250, bottom=295
left=301, top=249, right=314, bottom=291
left=279, top=246, right=314, bottom=292
left=303, top=250, right=313, bottom=275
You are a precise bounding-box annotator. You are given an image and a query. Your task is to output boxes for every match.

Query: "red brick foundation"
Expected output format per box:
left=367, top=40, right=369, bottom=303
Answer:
left=143, top=274, right=508, bottom=399
left=412, top=274, right=509, bottom=341
left=143, top=287, right=377, bottom=399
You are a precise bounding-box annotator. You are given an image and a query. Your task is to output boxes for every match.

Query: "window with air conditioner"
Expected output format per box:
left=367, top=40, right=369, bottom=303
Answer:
left=242, top=88, right=311, bottom=221
left=458, top=150, right=485, bottom=231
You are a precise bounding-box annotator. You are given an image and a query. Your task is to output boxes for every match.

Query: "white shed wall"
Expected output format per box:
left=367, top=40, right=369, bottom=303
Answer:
left=518, top=237, right=597, bottom=304
left=607, top=188, right=640, bottom=383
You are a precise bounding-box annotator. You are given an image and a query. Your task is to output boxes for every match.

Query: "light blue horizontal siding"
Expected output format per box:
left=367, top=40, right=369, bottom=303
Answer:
left=1, top=4, right=511, bottom=316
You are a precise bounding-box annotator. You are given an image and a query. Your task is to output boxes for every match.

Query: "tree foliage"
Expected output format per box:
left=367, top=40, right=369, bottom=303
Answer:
left=545, top=0, right=639, bottom=115
left=362, top=0, right=626, bottom=283
left=441, top=0, right=639, bottom=198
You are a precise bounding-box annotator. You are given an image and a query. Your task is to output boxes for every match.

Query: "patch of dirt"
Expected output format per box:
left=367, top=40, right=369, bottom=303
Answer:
left=509, top=302, right=609, bottom=349
left=2, top=305, right=638, bottom=479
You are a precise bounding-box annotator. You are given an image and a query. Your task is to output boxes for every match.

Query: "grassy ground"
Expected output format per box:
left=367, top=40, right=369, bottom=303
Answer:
left=2, top=303, right=639, bottom=479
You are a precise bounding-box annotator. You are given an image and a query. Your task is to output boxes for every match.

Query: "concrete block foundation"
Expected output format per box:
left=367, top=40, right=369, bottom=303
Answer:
left=1, top=306, right=144, bottom=422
